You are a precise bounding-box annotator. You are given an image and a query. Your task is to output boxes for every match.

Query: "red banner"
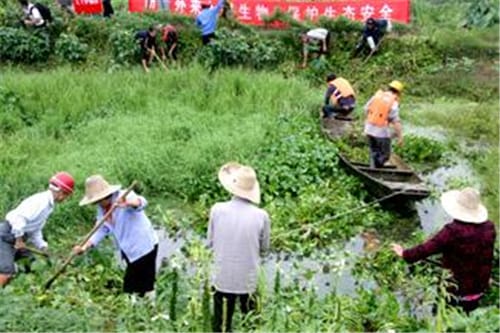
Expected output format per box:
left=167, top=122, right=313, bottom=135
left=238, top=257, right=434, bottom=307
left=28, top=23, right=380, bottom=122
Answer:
left=167, top=0, right=410, bottom=24
left=74, top=0, right=103, bottom=14
left=129, top=0, right=171, bottom=12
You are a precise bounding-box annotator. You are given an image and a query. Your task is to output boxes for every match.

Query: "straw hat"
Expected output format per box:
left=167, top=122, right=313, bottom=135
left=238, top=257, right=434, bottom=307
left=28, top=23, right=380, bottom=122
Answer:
left=440, top=187, right=488, bottom=223
left=218, top=162, right=261, bottom=204
left=79, top=175, right=121, bottom=206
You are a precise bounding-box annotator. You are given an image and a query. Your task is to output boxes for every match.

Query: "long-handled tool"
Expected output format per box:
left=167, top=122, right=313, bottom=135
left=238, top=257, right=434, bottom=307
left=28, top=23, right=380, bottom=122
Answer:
left=361, top=34, right=386, bottom=65
left=25, top=246, right=50, bottom=258
left=150, top=49, right=168, bottom=72
left=278, top=187, right=410, bottom=239
left=44, top=181, right=137, bottom=290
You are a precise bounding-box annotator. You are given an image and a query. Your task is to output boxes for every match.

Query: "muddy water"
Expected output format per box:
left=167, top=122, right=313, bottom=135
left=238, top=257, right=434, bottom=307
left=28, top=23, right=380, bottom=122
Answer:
left=406, top=124, right=479, bottom=234
left=417, top=160, right=477, bottom=235
left=155, top=228, right=376, bottom=297
left=152, top=127, right=478, bottom=298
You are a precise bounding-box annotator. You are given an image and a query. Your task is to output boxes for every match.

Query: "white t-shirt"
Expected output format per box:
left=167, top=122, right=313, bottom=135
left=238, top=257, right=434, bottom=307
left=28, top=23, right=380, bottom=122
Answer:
left=306, top=28, right=328, bottom=41
left=24, top=4, right=45, bottom=27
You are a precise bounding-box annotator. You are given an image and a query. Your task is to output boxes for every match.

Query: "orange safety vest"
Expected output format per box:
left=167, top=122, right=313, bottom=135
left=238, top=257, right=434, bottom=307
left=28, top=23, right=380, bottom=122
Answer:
left=366, top=90, right=398, bottom=127
left=162, top=25, right=177, bottom=42
left=328, top=78, right=355, bottom=105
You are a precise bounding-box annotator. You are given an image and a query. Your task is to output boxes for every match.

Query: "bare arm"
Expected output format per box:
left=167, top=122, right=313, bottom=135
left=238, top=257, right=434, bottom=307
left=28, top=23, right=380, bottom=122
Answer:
left=392, top=121, right=403, bottom=146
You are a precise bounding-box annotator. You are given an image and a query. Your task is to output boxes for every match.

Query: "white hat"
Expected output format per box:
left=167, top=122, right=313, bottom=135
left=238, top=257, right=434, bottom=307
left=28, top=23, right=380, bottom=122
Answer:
left=79, top=175, right=121, bottom=206
left=218, top=162, right=261, bottom=204
left=440, top=187, right=488, bottom=224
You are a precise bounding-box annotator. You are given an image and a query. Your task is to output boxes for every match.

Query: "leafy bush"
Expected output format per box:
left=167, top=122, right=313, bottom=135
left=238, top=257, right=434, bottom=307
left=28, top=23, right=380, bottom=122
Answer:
left=55, top=33, right=89, bottom=62
left=197, top=28, right=287, bottom=70
left=394, top=135, right=444, bottom=164
left=109, top=30, right=138, bottom=64
left=0, top=27, right=51, bottom=63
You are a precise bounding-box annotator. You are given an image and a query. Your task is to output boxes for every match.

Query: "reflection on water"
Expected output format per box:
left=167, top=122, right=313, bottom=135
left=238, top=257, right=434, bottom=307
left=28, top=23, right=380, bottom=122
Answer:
left=416, top=160, right=476, bottom=235
left=155, top=228, right=376, bottom=297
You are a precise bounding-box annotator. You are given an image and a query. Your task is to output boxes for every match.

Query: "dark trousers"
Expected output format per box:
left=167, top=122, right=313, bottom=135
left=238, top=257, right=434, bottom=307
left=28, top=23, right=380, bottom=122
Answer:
left=367, top=135, right=391, bottom=168
left=322, top=105, right=354, bottom=118
left=202, top=33, right=216, bottom=45
left=102, top=0, right=114, bottom=17
left=122, top=244, right=157, bottom=296
left=213, top=290, right=255, bottom=332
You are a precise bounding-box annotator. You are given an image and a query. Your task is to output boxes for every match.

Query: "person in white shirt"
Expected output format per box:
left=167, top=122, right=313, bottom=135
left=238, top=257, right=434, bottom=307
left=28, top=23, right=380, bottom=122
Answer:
left=300, top=28, right=330, bottom=68
left=0, top=172, right=74, bottom=287
left=19, top=0, right=46, bottom=27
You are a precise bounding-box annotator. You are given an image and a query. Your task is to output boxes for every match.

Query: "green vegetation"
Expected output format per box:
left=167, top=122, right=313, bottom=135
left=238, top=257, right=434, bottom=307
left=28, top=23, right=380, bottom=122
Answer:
left=0, top=0, right=498, bottom=331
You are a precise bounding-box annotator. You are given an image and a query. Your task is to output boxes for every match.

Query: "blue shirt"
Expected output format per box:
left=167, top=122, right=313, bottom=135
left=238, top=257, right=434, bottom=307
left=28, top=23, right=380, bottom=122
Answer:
left=195, top=0, right=224, bottom=36
left=89, top=190, right=158, bottom=263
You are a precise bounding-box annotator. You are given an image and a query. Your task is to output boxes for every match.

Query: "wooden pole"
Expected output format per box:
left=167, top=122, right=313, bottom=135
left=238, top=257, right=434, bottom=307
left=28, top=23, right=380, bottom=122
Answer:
left=44, top=181, right=137, bottom=290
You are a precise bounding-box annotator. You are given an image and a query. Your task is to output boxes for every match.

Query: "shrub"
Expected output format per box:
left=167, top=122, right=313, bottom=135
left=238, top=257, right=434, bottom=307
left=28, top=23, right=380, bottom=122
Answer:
left=394, top=134, right=444, bottom=164
left=55, top=33, right=89, bottom=62
left=0, top=27, right=51, bottom=63
left=197, top=28, right=287, bottom=70
left=109, top=30, right=138, bottom=64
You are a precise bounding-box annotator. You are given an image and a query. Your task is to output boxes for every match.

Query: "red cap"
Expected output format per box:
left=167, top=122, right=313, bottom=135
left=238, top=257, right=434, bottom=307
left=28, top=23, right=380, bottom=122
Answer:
left=50, top=172, right=75, bottom=194
left=201, top=0, right=211, bottom=5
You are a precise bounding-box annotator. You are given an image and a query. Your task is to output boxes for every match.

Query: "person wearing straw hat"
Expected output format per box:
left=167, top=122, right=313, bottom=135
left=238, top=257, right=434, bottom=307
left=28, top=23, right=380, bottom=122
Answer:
left=0, top=172, right=74, bottom=287
left=73, top=175, right=158, bottom=298
left=364, top=80, right=404, bottom=168
left=391, top=188, right=496, bottom=314
left=208, top=162, right=270, bottom=332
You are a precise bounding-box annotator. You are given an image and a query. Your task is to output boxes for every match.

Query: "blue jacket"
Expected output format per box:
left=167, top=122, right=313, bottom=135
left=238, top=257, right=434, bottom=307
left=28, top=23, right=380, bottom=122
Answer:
left=196, top=0, right=224, bottom=36
left=362, top=19, right=388, bottom=45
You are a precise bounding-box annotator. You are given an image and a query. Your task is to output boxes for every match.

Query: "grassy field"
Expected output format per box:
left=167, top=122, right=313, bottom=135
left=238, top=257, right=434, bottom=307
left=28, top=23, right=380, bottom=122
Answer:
left=0, top=0, right=498, bottom=331
left=0, top=63, right=498, bottom=332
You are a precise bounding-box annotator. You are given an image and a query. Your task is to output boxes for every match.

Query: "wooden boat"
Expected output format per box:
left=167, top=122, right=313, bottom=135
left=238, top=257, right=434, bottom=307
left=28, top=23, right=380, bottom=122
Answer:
left=320, top=115, right=355, bottom=140
left=337, top=153, right=430, bottom=202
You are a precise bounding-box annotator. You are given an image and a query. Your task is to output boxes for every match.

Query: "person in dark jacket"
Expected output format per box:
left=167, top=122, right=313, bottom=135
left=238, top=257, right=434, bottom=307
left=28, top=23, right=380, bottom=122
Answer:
left=135, top=26, right=158, bottom=72
left=353, top=17, right=391, bottom=57
left=391, top=187, right=496, bottom=314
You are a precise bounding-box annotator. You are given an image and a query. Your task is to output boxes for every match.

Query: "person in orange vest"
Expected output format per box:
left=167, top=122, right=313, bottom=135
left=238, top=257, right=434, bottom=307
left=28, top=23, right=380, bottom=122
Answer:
left=363, top=80, right=404, bottom=168
left=322, top=73, right=356, bottom=119
left=159, top=24, right=178, bottom=61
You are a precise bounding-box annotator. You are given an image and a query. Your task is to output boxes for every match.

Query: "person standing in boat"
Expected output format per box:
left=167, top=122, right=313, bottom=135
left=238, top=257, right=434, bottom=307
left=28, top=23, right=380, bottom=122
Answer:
left=391, top=187, right=496, bottom=314
left=363, top=80, right=404, bottom=168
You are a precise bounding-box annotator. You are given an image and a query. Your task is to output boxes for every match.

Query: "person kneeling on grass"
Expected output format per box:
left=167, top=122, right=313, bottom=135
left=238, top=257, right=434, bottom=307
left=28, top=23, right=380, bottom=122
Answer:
left=391, top=188, right=496, bottom=314
left=300, top=27, right=330, bottom=68
left=135, top=25, right=159, bottom=73
left=0, top=172, right=74, bottom=287
left=322, top=73, right=356, bottom=119
left=208, top=162, right=271, bottom=332
left=73, top=175, right=158, bottom=299
left=159, top=23, right=178, bottom=62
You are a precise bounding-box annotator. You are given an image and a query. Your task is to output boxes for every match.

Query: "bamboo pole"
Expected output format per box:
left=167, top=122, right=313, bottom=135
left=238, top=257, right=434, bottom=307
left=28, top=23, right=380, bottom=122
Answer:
left=44, top=181, right=137, bottom=290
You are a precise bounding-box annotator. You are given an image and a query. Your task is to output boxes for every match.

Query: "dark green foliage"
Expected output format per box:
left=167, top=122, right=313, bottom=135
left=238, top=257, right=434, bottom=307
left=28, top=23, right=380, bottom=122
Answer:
left=169, top=267, right=179, bottom=323
left=109, top=30, right=138, bottom=64
left=464, top=0, right=499, bottom=28
left=55, top=33, right=89, bottom=62
left=0, top=86, right=36, bottom=134
left=0, top=28, right=50, bottom=63
left=197, top=28, right=287, bottom=70
left=255, top=124, right=339, bottom=199
left=394, top=135, right=444, bottom=165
